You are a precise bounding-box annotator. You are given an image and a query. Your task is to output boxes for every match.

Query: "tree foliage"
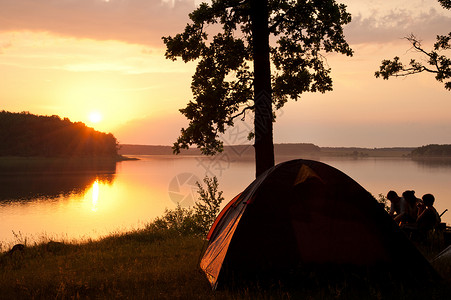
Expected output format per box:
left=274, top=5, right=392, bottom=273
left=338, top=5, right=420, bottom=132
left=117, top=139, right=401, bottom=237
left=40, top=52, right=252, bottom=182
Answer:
left=0, top=111, right=119, bottom=158
left=439, top=0, right=451, bottom=10
left=163, top=0, right=353, bottom=158
left=411, top=144, right=451, bottom=157
left=375, top=0, right=451, bottom=90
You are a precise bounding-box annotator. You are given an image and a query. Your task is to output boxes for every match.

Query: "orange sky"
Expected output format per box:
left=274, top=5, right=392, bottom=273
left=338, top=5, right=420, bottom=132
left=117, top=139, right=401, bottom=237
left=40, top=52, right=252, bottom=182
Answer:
left=1, top=0, right=450, bottom=147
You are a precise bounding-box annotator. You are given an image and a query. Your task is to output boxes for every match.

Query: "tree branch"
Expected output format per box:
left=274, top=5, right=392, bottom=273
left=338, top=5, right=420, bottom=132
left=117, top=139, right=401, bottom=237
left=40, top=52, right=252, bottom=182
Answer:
left=230, top=105, right=254, bottom=121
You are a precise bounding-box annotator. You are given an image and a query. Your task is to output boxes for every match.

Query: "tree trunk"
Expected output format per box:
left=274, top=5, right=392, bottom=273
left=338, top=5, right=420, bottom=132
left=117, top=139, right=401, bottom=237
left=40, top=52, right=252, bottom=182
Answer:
left=250, top=0, right=275, bottom=177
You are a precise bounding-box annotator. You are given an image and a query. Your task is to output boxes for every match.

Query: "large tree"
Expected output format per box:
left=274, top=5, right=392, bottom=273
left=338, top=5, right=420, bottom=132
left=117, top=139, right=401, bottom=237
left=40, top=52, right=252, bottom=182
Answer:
left=163, top=0, right=353, bottom=177
left=375, top=0, right=451, bottom=90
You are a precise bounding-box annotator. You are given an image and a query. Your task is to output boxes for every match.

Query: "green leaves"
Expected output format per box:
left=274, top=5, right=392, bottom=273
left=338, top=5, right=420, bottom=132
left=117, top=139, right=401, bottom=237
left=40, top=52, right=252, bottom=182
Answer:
left=193, top=176, right=224, bottom=235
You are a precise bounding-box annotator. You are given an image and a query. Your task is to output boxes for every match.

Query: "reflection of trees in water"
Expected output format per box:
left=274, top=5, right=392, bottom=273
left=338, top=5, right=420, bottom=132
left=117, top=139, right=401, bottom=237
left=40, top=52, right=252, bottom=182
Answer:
left=412, top=158, right=451, bottom=169
left=0, top=159, right=116, bottom=202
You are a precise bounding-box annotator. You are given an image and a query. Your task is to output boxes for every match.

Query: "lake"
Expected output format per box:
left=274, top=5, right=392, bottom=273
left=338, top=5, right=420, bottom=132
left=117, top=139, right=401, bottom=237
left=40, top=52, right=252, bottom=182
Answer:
left=1, top=155, right=451, bottom=251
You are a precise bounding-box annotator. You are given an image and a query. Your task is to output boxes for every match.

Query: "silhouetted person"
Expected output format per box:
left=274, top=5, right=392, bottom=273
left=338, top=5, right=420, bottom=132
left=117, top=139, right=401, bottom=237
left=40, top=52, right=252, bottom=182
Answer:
left=416, top=194, right=441, bottom=232
left=387, top=190, right=408, bottom=223
left=402, top=190, right=420, bottom=224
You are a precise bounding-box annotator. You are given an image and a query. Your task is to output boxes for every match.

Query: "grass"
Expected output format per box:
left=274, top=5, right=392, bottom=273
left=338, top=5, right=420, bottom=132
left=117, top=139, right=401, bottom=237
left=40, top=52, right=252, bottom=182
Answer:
left=2, top=228, right=451, bottom=300
left=0, top=229, right=217, bottom=299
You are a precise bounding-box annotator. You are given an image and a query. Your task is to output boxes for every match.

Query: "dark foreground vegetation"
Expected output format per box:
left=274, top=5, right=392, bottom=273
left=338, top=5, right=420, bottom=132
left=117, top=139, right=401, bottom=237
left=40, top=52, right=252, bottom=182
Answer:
left=1, top=178, right=451, bottom=299
left=2, top=226, right=451, bottom=299
left=0, top=111, right=120, bottom=159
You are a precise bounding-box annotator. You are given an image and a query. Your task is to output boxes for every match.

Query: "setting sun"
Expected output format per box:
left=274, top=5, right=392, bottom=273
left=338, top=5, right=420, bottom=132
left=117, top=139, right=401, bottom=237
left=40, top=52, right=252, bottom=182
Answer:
left=89, top=111, right=103, bottom=123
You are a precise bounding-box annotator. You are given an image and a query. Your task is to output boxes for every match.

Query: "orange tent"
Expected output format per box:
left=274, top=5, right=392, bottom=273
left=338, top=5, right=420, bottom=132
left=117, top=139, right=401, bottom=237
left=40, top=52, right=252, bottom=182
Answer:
left=200, top=159, right=439, bottom=289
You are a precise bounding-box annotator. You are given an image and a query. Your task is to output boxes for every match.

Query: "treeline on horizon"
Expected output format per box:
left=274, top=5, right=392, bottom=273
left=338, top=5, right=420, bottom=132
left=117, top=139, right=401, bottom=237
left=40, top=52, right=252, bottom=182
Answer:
left=0, top=111, right=119, bottom=158
left=411, top=144, right=451, bottom=157
left=119, top=143, right=451, bottom=158
left=118, top=143, right=322, bottom=157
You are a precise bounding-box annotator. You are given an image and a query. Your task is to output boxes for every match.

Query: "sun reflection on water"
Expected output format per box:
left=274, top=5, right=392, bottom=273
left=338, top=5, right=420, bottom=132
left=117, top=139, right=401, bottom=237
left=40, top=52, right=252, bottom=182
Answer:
left=91, top=180, right=99, bottom=212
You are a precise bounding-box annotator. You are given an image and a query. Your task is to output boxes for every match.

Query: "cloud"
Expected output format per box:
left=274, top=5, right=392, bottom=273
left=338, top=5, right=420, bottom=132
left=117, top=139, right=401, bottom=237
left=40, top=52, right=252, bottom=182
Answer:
left=3, top=0, right=449, bottom=49
left=0, top=0, right=195, bottom=47
left=0, top=41, right=12, bottom=54
left=344, top=1, right=451, bottom=44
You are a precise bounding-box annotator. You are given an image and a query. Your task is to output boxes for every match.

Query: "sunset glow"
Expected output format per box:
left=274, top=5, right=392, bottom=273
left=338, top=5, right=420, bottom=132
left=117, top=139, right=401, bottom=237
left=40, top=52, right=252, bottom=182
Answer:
left=89, top=111, right=103, bottom=124
left=0, top=0, right=450, bottom=147
left=2, top=1, right=451, bottom=294
left=91, top=180, right=99, bottom=212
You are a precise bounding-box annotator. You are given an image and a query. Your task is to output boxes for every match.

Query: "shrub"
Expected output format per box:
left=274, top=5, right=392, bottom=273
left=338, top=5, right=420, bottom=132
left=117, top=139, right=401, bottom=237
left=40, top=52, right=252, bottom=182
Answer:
left=150, top=204, right=201, bottom=235
left=376, top=193, right=390, bottom=213
left=148, top=176, right=224, bottom=236
left=193, top=176, right=224, bottom=235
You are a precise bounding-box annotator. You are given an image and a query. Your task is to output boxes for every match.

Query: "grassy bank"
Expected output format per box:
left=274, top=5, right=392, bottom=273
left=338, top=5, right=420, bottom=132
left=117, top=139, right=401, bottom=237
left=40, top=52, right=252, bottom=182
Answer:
left=2, top=228, right=451, bottom=299
left=0, top=229, right=216, bottom=299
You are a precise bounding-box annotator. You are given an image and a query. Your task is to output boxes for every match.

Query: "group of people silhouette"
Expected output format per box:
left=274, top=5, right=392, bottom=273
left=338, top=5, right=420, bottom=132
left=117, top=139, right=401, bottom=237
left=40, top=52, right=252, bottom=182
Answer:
left=387, top=190, right=442, bottom=235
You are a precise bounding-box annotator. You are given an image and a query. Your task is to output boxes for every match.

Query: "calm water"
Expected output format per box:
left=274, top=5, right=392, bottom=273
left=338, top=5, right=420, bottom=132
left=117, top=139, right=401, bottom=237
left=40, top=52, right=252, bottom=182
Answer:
left=1, top=155, right=451, bottom=251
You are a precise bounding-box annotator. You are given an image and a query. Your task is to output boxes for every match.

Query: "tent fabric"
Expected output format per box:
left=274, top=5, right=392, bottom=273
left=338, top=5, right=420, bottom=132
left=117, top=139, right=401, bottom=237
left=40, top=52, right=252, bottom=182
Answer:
left=433, top=245, right=451, bottom=263
left=200, top=159, right=439, bottom=289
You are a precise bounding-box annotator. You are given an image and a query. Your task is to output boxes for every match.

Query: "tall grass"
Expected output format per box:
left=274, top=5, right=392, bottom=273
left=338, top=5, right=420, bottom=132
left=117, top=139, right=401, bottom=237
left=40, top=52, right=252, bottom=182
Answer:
left=0, top=229, right=212, bottom=299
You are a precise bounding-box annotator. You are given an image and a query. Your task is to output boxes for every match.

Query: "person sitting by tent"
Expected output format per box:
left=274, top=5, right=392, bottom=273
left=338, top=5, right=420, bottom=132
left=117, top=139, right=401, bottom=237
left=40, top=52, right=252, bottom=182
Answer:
left=416, top=193, right=441, bottom=232
left=387, top=190, right=408, bottom=223
left=402, top=193, right=441, bottom=242
left=402, top=190, right=420, bottom=225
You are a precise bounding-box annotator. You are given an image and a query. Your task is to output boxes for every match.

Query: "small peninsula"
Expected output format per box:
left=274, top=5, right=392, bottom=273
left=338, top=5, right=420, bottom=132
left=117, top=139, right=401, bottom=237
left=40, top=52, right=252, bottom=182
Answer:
left=0, top=111, right=129, bottom=161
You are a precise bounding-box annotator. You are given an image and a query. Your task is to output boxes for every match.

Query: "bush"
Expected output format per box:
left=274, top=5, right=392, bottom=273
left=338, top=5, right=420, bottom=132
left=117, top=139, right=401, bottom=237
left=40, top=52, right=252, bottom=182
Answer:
left=149, top=205, right=201, bottom=235
left=376, top=193, right=390, bottom=213
left=193, top=176, right=224, bottom=235
left=148, top=176, right=224, bottom=236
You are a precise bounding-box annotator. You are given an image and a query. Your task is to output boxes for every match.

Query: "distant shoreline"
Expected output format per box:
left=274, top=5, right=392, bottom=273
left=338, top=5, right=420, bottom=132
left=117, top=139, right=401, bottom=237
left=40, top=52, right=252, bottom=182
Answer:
left=0, top=155, right=136, bottom=161
left=118, top=143, right=418, bottom=158
left=3, top=144, right=451, bottom=161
